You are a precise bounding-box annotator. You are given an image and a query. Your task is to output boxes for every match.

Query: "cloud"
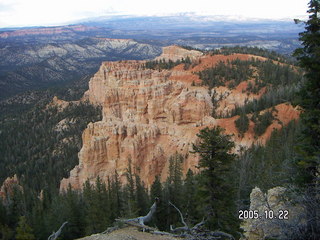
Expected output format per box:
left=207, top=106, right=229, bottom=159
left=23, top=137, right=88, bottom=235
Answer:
left=0, top=0, right=310, bottom=28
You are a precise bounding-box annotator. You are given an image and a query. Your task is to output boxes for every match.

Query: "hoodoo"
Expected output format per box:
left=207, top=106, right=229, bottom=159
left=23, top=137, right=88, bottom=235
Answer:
left=60, top=46, right=300, bottom=190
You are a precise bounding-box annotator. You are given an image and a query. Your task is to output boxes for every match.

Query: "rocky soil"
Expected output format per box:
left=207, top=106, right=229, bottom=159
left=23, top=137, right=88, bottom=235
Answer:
left=77, top=227, right=180, bottom=240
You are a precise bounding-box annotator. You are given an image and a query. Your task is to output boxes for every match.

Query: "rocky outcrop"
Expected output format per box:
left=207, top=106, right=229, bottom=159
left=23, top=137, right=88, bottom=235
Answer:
left=76, top=226, right=179, bottom=240
left=155, top=45, right=203, bottom=61
left=60, top=47, right=300, bottom=190
left=61, top=59, right=212, bottom=189
left=0, top=175, right=22, bottom=204
left=241, top=187, right=306, bottom=240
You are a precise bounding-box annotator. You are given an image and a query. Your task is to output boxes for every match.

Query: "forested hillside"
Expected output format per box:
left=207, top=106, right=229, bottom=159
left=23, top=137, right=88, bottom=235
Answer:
left=0, top=43, right=308, bottom=240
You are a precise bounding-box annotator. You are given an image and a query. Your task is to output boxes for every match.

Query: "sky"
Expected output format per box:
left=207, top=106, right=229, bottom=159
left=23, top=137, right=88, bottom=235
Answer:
left=0, top=0, right=310, bottom=28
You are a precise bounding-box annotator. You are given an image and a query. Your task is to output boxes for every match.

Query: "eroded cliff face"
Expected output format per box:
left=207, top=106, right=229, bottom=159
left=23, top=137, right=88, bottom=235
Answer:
left=60, top=46, right=300, bottom=190
left=61, top=59, right=212, bottom=189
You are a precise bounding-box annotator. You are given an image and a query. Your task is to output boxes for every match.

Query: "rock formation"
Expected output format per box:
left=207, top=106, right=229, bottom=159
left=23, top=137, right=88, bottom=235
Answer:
left=155, top=45, right=203, bottom=61
left=60, top=46, right=300, bottom=190
left=0, top=175, right=22, bottom=204
left=241, top=187, right=306, bottom=240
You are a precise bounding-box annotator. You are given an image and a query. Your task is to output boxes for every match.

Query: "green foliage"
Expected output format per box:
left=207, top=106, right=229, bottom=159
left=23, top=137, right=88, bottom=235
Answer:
left=198, top=60, right=253, bottom=89
left=161, top=154, right=185, bottom=230
left=211, top=46, right=296, bottom=64
left=145, top=57, right=193, bottom=70
left=15, top=216, right=35, bottom=240
left=198, top=57, right=302, bottom=92
left=235, top=111, right=249, bottom=137
left=192, top=127, right=238, bottom=233
left=235, top=121, right=301, bottom=209
left=222, top=84, right=300, bottom=118
left=253, top=110, right=275, bottom=136
left=134, top=174, right=149, bottom=216
left=293, top=0, right=320, bottom=186
left=0, top=224, right=14, bottom=240
left=0, top=101, right=102, bottom=192
left=179, top=45, right=204, bottom=52
left=292, top=1, right=320, bottom=238
left=181, top=170, right=203, bottom=225
left=82, top=178, right=110, bottom=235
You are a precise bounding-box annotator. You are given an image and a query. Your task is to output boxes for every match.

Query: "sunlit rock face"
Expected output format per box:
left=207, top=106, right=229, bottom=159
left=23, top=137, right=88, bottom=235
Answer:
left=60, top=46, right=300, bottom=191
left=0, top=175, right=22, bottom=205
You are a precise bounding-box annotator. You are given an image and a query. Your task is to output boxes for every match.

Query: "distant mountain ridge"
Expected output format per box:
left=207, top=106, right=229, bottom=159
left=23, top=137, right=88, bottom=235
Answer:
left=0, top=25, right=98, bottom=38
left=0, top=16, right=302, bottom=100
left=0, top=37, right=161, bottom=100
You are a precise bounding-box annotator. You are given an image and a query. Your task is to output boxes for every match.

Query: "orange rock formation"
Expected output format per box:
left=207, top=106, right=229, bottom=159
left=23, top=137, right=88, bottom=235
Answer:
left=0, top=175, right=22, bottom=202
left=60, top=46, right=300, bottom=190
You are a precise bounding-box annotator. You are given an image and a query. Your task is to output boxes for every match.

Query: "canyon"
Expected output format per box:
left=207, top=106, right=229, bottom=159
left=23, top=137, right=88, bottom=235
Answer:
left=59, top=46, right=300, bottom=190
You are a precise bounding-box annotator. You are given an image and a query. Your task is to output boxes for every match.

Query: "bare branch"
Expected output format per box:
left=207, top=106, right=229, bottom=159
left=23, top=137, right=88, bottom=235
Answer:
left=169, top=201, right=190, bottom=233
left=48, top=222, right=68, bottom=240
left=116, top=197, right=159, bottom=226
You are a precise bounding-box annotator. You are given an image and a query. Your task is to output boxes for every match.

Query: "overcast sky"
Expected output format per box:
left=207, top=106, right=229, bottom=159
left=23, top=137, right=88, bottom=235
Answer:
left=0, top=0, right=309, bottom=28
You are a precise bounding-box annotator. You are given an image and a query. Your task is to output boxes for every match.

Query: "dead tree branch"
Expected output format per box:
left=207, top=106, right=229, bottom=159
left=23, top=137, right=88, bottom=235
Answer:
left=116, top=197, right=159, bottom=228
left=47, top=221, right=68, bottom=240
left=169, top=201, right=190, bottom=233
left=168, top=202, right=235, bottom=240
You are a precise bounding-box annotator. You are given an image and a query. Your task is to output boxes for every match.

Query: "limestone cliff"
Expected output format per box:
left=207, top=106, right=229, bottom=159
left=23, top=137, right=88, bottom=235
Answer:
left=60, top=46, right=300, bottom=190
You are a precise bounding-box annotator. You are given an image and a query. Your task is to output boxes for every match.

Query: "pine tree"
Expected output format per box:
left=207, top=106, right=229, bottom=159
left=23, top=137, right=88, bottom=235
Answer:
left=192, top=126, right=238, bottom=233
left=15, top=216, right=35, bottom=240
left=150, top=175, right=162, bottom=201
left=124, top=158, right=138, bottom=217
left=294, top=0, right=320, bottom=184
left=235, top=111, right=249, bottom=137
left=150, top=175, right=165, bottom=230
left=63, top=185, right=85, bottom=239
left=182, top=169, right=202, bottom=225
left=293, top=1, right=320, bottom=238
left=135, top=174, right=149, bottom=216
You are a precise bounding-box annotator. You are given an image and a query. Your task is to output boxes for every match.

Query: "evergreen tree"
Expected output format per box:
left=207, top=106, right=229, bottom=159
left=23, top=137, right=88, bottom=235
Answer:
left=108, top=171, right=123, bottom=219
left=294, top=0, right=320, bottom=185
left=235, top=111, right=249, bottom=137
left=124, top=158, right=138, bottom=217
left=135, top=174, right=149, bottom=216
left=0, top=224, right=14, bottom=240
left=15, top=216, right=35, bottom=240
left=293, top=1, right=320, bottom=238
left=150, top=175, right=162, bottom=201
left=150, top=175, right=165, bottom=230
left=83, top=177, right=110, bottom=235
left=182, top=169, right=202, bottom=225
left=63, top=185, right=85, bottom=239
left=192, top=127, right=238, bottom=233
left=167, top=154, right=184, bottom=206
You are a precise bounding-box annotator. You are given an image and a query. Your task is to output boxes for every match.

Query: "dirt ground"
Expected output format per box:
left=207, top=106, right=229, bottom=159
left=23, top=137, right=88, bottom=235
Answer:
left=76, top=227, right=181, bottom=240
